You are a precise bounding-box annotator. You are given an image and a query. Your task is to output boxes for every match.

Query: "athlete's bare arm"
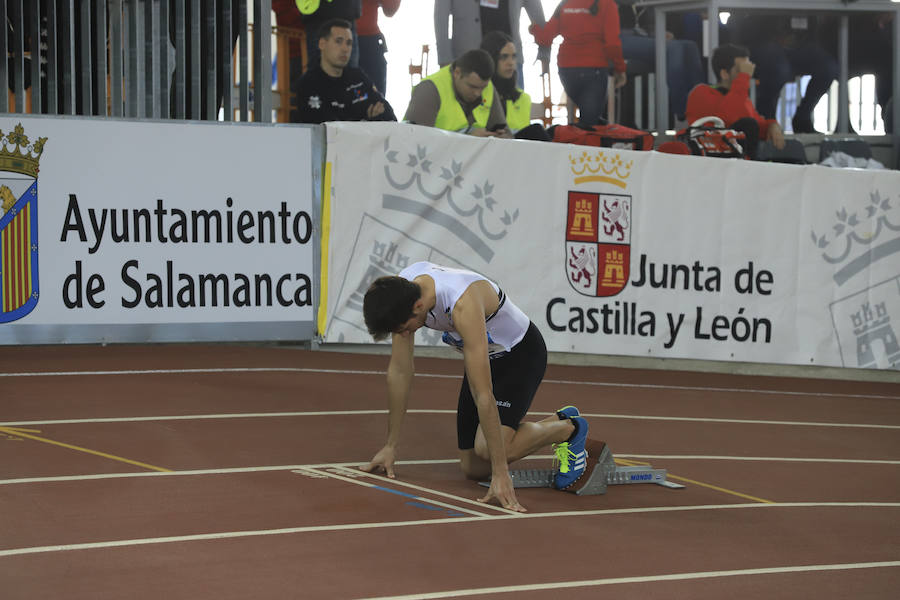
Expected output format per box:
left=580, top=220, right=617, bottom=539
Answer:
left=453, top=282, right=525, bottom=512
left=360, top=329, right=415, bottom=478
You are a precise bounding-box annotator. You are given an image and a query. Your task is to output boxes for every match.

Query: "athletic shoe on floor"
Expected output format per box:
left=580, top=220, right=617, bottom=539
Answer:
left=553, top=416, right=589, bottom=490
left=556, top=405, right=580, bottom=420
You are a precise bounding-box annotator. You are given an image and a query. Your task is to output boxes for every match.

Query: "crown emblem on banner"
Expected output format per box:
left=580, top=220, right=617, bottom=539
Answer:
left=382, top=138, right=520, bottom=264
left=811, top=190, right=899, bottom=286
left=569, top=150, right=633, bottom=189
left=0, top=123, right=47, bottom=178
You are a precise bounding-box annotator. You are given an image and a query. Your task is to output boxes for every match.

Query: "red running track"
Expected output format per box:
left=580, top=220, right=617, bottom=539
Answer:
left=1, top=344, right=898, bottom=599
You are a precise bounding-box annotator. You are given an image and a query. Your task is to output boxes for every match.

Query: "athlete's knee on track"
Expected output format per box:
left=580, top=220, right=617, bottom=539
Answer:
left=459, top=451, right=491, bottom=480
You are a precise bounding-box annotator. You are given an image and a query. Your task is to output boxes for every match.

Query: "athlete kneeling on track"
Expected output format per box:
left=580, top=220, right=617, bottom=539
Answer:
left=360, top=261, right=593, bottom=512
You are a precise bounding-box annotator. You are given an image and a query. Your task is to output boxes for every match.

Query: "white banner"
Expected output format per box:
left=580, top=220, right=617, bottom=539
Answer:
left=322, top=122, right=900, bottom=370
left=0, top=116, right=316, bottom=341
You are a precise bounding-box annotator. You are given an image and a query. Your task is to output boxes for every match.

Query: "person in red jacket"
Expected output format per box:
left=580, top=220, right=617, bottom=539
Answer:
left=357, top=0, right=401, bottom=94
left=530, top=0, right=626, bottom=127
left=686, top=44, right=786, bottom=159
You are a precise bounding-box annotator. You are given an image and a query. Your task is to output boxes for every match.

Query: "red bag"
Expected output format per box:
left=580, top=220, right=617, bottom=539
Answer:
left=677, top=126, right=747, bottom=158
left=550, top=123, right=654, bottom=151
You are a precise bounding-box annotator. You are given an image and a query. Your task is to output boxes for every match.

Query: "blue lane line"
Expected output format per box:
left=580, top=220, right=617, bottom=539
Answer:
left=372, top=485, right=467, bottom=517
left=372, top=485, right=419, bottom=500
left=406, top=502, right=465, bottom=517
left=406, top=501, right=442, bottom=511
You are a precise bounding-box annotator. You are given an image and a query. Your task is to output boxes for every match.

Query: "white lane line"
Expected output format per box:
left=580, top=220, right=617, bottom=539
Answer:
left=330, top=466, right=524, bottom=517
left=578, top=413, right=900, bottom=430
left=300, top=467, right=489, bottom=518
left=543, top=379, right=900, bottom=400
left=618, top=455, right=900, bottom=465
left=3, top=410, right=897, bottom=431
left=4, top=452, right=899, bottom=487
left=0, top=503, right=897, bottom=558
left=0, top=368, right=405, bottom=378
left=0, top=410, right=443, bottom=426
left=357, top=561, right=900, bottom=599
left=2, top=366, right=896, bottom=400
left=0, top=459, right=463, bottom=486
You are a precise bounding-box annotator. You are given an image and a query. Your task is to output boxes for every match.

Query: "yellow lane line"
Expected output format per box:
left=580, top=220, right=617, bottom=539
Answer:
left=616, top=457, right=774, bottom=504
left=0, top=426, right=171, bottom=473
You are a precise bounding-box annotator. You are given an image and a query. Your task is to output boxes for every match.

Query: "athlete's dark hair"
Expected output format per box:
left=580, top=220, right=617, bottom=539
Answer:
left=451, top=49, right=494, bottom=81
left=362, top=276, right=422, bottom=341
left=711, top=44, right=750, bottom=82
left=318, top=18, right=353, bottom=41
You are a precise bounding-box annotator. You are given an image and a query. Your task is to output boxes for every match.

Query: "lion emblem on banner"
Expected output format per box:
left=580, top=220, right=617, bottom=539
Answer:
left=565, top=191, right=631, bottom=297
left=0, top=123, right=47, bottom=323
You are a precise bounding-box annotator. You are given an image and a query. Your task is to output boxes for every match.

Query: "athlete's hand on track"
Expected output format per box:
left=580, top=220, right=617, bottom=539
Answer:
left=360, top=445, right=397, bottom=478
left=478, top=471, right=526, bottom=512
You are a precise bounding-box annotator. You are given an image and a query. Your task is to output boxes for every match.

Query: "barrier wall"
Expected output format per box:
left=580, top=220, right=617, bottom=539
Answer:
left=0, top=115, right=320, bottom=344
left=321, top=122, right=900, bottom=371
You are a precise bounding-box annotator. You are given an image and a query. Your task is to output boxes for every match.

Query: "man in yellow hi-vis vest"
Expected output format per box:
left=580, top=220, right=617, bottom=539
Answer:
left=404, top=49, right=512, bottom=138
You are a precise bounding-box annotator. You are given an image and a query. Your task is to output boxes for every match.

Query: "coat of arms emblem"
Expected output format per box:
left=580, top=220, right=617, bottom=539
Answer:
left=0, top=123, right=46, bottom=323
left=565, top=191, right=631, bottom=297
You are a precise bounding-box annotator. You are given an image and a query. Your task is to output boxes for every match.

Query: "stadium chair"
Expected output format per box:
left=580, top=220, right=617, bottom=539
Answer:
left=818, top=138, right=872, bottom=163
left=757, top=139, right=808, bottom=164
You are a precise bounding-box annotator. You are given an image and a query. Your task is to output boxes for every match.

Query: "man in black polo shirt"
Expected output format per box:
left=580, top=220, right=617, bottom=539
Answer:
left=290, top=18, right=396, bottom=124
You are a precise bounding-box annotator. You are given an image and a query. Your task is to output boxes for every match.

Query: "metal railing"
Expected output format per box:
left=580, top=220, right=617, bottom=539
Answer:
left=1, top=0, right=275, bottom=122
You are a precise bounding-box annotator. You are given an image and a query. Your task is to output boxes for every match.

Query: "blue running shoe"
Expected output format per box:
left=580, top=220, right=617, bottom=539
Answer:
left=553, top=416, right=589, bottom=490
left=556, top=405, right=580, bottom=420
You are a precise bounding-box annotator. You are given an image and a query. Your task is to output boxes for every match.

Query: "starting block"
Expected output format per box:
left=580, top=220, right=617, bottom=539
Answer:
left=481, top=440, right=685, bottom=496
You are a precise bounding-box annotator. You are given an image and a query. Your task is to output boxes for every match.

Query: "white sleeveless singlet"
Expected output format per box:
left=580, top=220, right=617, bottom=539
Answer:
left=398, top=261, right=530, bottom=356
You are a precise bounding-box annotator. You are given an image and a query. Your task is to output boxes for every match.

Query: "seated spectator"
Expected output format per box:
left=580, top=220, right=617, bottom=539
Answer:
left=290, top=18, right=396, bottom=124
left=298, top=0, right=362, bottom=72
left=618, top=3, right=705, bottom=125
left=404, top=48, right=511, bottom=138
left=434, top=0, right=547, bottom=87
left=728, top=14, right=837, bottom=133
left=686, top=44, right=785, bottom=160
left=480, top=30, right=550, bottom=141
left=530, top=0, right=626, bottom=127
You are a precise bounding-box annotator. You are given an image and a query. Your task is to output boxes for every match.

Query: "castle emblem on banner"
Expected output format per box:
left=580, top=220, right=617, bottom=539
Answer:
left=811, top=189, right=899, bottom=369
left=0, top=123, right=47, bottom=324
left=565, top=191, right=631, bottom=297
left=830, top=277, right=900, bottom=370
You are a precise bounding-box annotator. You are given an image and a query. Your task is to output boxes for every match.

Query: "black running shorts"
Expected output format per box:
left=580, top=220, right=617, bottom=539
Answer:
left=456, top=322, right=548, bottom=450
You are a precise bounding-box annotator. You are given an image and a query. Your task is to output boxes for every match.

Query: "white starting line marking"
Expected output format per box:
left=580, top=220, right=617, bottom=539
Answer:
left=0, top=503, right=897, bottom=558
left=1, top=366, right=896, bottom=400
left=356, top=561, right=900, bottom=600
left=330, top=466, right=523, bottom=516
left=298, top=467, right=489, bottom=518
left=3, top=410, right=897, bottom=431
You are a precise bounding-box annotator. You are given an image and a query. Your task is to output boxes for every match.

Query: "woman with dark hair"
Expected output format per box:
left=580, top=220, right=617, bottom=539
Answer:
left=480, top=30, right=550, bottom=141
